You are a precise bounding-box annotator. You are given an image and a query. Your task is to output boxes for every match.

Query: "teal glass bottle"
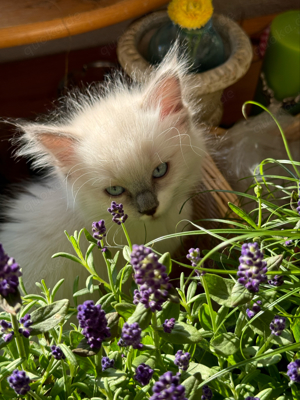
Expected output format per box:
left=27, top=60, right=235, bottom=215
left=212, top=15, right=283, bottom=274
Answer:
left=147, top=19, right=225, bottom=73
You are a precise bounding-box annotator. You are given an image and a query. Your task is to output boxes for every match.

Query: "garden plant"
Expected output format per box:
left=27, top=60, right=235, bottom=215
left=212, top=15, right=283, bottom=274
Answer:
left=0, top=104, right=300, bottom=399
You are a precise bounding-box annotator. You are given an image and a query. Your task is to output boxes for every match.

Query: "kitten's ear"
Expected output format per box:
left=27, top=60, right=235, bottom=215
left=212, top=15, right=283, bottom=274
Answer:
left=16, top=123, right=80, bottom=173
left=142, top=73, right=186, bottom=120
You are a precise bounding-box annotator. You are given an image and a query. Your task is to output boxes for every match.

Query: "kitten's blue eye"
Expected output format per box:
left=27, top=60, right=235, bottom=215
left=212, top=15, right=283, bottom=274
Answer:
left=106, top=186, right=125, bottom=196
left=152, top=162, right=168, bottom=178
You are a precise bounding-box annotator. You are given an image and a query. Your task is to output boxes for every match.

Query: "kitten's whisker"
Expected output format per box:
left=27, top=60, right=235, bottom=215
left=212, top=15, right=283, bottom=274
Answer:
left=73, top=176, right=101, bottom=204
left=71, top=171, right=96, bottom=201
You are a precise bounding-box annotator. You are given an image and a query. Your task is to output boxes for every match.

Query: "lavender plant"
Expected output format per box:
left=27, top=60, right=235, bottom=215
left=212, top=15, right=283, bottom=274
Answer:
left=0, top=104, right=300, bottom=399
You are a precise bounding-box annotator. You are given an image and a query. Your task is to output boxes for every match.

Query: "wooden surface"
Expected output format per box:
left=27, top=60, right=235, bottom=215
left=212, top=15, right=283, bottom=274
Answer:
left=0, top=0, right=169, bottom=49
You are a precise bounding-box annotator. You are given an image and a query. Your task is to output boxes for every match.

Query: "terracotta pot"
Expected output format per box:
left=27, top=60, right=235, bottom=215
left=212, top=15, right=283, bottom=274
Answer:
left=117, top=11, right=253, bottom=125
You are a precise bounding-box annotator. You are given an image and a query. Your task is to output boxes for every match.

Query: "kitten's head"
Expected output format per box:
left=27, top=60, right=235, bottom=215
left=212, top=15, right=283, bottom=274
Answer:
left=14, top=50, right=206, bottom=226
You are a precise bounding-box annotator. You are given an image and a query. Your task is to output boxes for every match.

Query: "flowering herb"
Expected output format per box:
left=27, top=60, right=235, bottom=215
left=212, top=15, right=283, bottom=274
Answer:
left=120, top=322, right=143, bottom=349
left=270, top=315, right=286, bottom=336
left=0, top=320, right=14, bottom=342
left=246, top=300, right=262, bottom=319
left=107, top=201, right=128, bottom=225
left=77, top=300, right=111, bottom=349
left=201, top=384, right=213, bottom=400
left=7, top=370, right=31, bottom=395
left=18, top=314, right=32, bottom=338
left=131, top=245, right=172, bottom=312
left=134, top=363, right=154, bottom=386
left=287, top=359, right=300, bottom=383
left=92, top=220, right=106, bottom=248
left=0, top=244, right=21, bottom=297
left=101, top=356, right=115, bottom=370
left=245, top=397, right=260, bottom=400
left=268, top=274, right=284, bottom=286
left=237, top=242, right=267, bottom=292
left=163, top=318, right=176, bottom=333
left=186, top=247, right=201, bottom=267
left=51, top=345, right=66, bottom=360
left=174, top=350, right=191, bottom=371
left=150, top=371, right=187, bottom=400
left=168, top=0, right=213, bottom=30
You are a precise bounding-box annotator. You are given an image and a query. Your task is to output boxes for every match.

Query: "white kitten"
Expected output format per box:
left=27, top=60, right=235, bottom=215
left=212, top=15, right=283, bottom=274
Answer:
left=0, top=50, right=206, bottom=300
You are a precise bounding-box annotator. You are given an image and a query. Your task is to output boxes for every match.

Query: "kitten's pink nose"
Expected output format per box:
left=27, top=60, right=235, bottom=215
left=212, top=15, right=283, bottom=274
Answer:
left=136, top=190, right=159, bottom=216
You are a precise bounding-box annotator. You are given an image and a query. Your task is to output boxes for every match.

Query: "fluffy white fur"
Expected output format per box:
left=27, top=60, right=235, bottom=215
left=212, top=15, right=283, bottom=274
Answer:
left=0, top=50, right=206, bottom=300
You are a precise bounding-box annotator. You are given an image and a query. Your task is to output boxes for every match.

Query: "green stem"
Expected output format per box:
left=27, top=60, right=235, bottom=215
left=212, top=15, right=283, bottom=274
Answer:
left=28, top=391, right=45, bottom=400
left=94, top=346, right=102, bottom=375
left=256, top=334, right=273, bottom=357
left=151, top=313, right=165, bottom=369
left=121, top=223, right=132, bottom=252
left=201, top=275, right=217, bottom=333
left=258, top=198, right=262, bottom=229
left=194, top=267, right=300, bottom=276
left=61, top=359, right=69, bottom=399
left=10, top=314, right=27, bottom=369
left=100, top=240, right=118, bottom=300
left=38, top=357, right=54, bottom=389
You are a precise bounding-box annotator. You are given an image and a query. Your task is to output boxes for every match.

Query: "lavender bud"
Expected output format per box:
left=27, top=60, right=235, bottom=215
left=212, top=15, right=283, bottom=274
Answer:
left=77, top=300, right=111, bottom=349
left=186, top=248, right=201, bottom=267
left=174, top=350, right=191, bottom=371
left=201, top=384, right=213, bottom=400
left=50, top=345, right=66, bottom=360
left=102, top=356, right=115, bottom=370
left=0, top=320, right=14, bottom=343
left=150, top=371, right=187, bottom=400
left=134, top=363, right=154, bottom=386
left=237, top=242, right=267, bottom=292
left=268, top=274, right=284, bottom=286
left=107, top=201, right=128, bottom=225
left=120, top=322, right=143, bottom=349
left=287, top=359, right=300, bottom=383
left=92, top=220, right=106, bottom=248
left=245, top=397, right=260, bottom=400
left=270, top=315, right=286, bottom=336
left=7, top=370, right=31, bottom=395
left=0, top=244, right=21, bottom=298
left=19, top=314, right=32, bottom=338
left=163, top=318, right=175, bottom=333
left=246, top=300, right=262, bottom=319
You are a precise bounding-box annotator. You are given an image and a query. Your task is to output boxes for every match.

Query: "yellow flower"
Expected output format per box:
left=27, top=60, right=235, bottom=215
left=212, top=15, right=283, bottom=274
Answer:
left=168, top=0, right=214, bottom=30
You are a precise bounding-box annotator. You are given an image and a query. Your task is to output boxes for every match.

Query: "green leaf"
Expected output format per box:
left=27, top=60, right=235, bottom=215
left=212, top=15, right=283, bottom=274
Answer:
left=115, top=266, right=133, bottom=290
left=73, top=287, right=99, bottom=297
left=132, top=352, right=156, bottom=369
left=230, top=281, right=254, bottom=307
left=51, top=279, right=65, bottom=299
left=71, top=382, right=93, bottom=398
left=72, top=337, right=99, bottom=357
left=210, top=332, right=240, bottom=357
left=69, top=331, right=85, bottom=349
left=52, top=252, right=82, bottom=265
left=243, top=347, right=282, bottom=367
left=85, top=243, right=97, bottom=275
left=181, top=373, right=202, bottom=400
left=157, top=301, right=180, bottom=326
left=256, top=388, right=273, bottom=400
left=291, top=306, right=300, bottom=342
left=30, top=300, right=69, bottom=335
left=59, top=343, right=78, bottom=377
left=158, top=321, right=202, bottom=344
left=266, top=255, right=283, bottom=271
left=158, top=252, right=172, bottom=275
left=199, top=304, right=213, bottom=331
left=97, top=369, right=127, bottom=389
left=187, top=281, right=197, bottom=302
left=127, top=303, right=152, bottom=331
left=0, top=358, right=25, bottom=381
left=83, top=228, right=97, bottom=244
left=202, top=274, right=235, bottom=307
left=115, top=303, right=136, bottom=320
left=123, top=246, right=131, bottom=262
left=228, top=202, right=257, bottom=229
left=106, top=312, right=120, bottom=339
left=86, top=275, right=94, bottom=293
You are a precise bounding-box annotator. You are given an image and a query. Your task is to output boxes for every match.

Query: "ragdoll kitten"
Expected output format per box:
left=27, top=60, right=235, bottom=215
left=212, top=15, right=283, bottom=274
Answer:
left=0, top=51, right=206, bottom=300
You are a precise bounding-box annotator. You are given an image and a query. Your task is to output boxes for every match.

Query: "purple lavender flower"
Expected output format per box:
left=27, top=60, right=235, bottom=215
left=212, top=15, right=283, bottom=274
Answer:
left=19, top=314, right=32, bottom=339
left=77, top=300, right=111, bottom=349
left=174, top=350, right=191, bottom=371
left=268, top=274, right=284, bottom=286
left=120, top=322, right=143, bottom=349
left=287, top=359, right=300, bottom=383
left=117, top=338, right=126, bottom=347
left=297, top=182, right=300, bottom=216
left=92, top=220, right=106, bottom=248
left=245, top=397, right=260, bottom=400
left=237, top=242, right=267, bottom=293
left=131, top=245, right=172, bottom=312
left=150, top=371, right=187, bottom=400
left=134, top=363, right=154, bottom=386
left=186, top=248, right=201, bottom=267
left=102, top=356, right=115, bottom=370
left=107, top=201, right=128, bottom=225
left=270, top=315, right=286, bottom=336
left=7, top=370, right=30, bottom=395
left=285, top=239, right=294, bottom=247
left=0, top=244, right=21, bottom=298
left=246, top=300, right=262, bottom=319
left=50, top=345, right=66, bottom=360
left=201, top=385, right=213, bottom=400
left=163, top=318, right=175, bottom=333
left=0, top=320, right=14, bottom=342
